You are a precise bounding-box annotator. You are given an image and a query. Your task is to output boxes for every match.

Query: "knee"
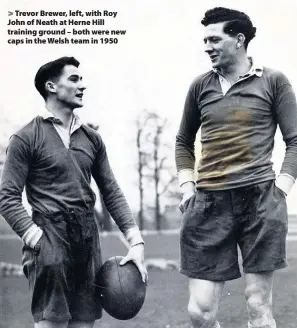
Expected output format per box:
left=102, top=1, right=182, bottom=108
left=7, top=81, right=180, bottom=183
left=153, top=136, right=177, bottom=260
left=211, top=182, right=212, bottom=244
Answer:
left=188, top=297, right=217, bottom=325
left=245, top=283, right=272, bottom=318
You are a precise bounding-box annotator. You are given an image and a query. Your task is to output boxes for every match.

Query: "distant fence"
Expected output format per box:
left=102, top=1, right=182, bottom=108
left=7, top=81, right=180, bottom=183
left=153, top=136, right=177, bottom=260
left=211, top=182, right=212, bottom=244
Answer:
left=0, top=231, right=181, bottom=277
left=0, top=262, right=23, bottom=277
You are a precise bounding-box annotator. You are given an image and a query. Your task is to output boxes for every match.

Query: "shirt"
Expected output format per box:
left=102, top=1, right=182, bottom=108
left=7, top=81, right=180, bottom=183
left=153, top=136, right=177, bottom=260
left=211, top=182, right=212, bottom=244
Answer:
left=0, top=113, right=143, bottom=247
left=175, top=64, right=297, bottom=190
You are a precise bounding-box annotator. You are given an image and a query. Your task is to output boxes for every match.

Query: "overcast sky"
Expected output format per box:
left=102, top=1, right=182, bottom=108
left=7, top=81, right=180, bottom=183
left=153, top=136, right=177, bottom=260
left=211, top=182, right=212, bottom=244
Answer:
left=1, top=0, right=297, bottom=213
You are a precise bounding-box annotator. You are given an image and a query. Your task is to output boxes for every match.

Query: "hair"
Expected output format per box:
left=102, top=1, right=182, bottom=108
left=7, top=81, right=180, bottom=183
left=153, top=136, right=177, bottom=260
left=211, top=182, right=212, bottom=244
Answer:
left=34, top=56, right=80, bottom=100
left=201, top=7, right=256, bottom=49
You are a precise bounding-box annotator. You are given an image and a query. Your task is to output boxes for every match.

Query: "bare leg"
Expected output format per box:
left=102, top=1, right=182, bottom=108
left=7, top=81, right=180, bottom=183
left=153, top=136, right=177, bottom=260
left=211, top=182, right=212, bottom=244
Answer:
left=34, top=321, right=68, bottom=328
left=188, top=278, right=224, bottom=328
left=34, top=319, right=95, bottom=328
left=245, top=271, right=276, bottom=328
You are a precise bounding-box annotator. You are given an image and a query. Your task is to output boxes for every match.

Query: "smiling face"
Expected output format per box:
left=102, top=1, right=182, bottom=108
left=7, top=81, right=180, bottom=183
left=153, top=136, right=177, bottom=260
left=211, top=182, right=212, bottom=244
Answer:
left=48, top=65, right=86, bottom=109
left=203, top=22, right=239, bottom=70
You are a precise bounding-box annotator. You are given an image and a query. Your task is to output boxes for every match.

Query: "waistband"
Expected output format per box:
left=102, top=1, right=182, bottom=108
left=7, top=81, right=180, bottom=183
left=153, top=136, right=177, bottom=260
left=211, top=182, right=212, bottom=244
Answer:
left=32, top=210, right=95, bottom=226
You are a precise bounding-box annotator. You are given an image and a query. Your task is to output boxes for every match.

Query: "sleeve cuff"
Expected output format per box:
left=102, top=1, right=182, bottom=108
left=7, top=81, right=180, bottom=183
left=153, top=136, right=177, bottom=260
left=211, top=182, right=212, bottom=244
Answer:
left=22, top=224, right=43, bottom=249
left=124, top=226, right=144, bottom=247
left=178, top=169, right=195, bottom=187
left=275, top=173, right=295, bottom=195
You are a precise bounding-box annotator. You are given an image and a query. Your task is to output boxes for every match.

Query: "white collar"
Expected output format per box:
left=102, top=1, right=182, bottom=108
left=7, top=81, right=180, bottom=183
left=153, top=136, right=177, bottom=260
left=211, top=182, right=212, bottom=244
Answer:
left=39, top=108, right=81, bottom=127
left=213, top=57, right=263, bottom=78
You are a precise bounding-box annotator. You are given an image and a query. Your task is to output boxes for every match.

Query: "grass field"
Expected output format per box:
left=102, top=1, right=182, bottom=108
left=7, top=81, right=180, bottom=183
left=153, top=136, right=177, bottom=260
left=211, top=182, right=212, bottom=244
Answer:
left=0, top=222, right=297, bottom=328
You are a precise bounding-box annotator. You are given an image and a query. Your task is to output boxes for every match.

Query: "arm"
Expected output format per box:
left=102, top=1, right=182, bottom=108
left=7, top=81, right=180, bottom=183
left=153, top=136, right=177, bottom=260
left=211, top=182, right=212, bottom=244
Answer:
left=91, top=137, right=143, bottom=246
left=273, top=78, right=297, bottom=195
left=91, top=137, right=147, bottom=283
left=175, top=85, right=201, bottom=205
left=0, top=135, right=42, bottom=247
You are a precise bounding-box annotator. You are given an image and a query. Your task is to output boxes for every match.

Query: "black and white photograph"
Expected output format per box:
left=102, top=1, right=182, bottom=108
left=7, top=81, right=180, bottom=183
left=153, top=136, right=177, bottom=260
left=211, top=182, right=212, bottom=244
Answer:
left=0, top=1, right=296, bottom=327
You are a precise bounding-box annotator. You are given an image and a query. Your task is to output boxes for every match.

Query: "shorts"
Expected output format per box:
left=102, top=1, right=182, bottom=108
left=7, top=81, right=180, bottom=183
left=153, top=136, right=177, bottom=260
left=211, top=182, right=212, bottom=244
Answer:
left=180, top=180, right=288, bottom=281
left=22, top=210, right=103, bottom=323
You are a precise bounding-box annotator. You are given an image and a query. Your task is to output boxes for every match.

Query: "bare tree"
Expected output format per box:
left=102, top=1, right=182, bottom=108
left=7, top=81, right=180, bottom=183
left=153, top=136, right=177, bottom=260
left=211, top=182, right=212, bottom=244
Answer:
left=136, top=110, right=177, bottom=230
left=136, top=118, right=145, bottom=230
left=150, top=115, right=177, bottom=230
left=135, top=112, right=155, bottom=230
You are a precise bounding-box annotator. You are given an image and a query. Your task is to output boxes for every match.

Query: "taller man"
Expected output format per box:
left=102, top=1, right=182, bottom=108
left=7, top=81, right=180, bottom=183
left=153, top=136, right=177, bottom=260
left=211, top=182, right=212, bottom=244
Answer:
left=0, top=56, right=147, bottom=328
left=175, top=7, right=297, bottom=328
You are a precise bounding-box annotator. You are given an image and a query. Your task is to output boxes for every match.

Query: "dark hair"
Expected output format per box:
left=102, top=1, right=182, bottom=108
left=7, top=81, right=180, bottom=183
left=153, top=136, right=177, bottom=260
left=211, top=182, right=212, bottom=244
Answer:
left=201, top=7, right=256, bottom=48
left=34, top=56, right=80, bottom=99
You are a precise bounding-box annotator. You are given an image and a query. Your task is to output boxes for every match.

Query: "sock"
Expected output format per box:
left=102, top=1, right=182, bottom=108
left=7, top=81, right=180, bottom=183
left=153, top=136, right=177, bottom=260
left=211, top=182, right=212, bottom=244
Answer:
left=248, top=319, right=276, bottom=328
left=195, top=321, right=220, bottom=328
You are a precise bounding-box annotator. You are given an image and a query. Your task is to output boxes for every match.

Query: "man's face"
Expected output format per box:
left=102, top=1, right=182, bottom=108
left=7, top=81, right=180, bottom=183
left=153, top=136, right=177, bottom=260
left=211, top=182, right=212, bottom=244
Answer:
left=203, top=22, right=238, bottom=70
left=51, top=65, right=86, bottom=109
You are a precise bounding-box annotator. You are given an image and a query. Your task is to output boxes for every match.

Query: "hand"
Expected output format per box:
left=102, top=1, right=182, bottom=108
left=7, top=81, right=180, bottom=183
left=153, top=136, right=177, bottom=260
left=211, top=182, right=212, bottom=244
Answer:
left=120, top=243, right=148, bottom=285
left=179, top=191, right=195, bottom=213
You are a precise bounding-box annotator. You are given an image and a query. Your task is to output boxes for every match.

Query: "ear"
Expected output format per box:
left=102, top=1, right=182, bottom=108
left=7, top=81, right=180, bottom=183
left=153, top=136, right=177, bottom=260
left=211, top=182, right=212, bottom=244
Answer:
left=236, top=33, right=246, bottom=49
left=45, top=81, right=57, bottom=94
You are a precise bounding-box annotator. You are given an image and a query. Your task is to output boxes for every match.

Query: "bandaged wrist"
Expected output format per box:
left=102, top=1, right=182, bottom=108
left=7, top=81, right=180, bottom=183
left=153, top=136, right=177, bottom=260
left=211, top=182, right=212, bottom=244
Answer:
left=275, top=173, right=295, bottom=195
left=22, top=224, right=43, bottom=249
left=178, top=169, right=195, bottom=187
left=124, top=226, right=144, bottom=247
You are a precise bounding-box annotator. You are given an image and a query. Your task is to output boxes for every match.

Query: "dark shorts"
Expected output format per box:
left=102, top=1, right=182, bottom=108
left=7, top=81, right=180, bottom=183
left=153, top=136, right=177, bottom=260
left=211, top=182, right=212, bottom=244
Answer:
left=22, top=210, right=103, bottom=323
left=180, top=180, right=288, bottom=281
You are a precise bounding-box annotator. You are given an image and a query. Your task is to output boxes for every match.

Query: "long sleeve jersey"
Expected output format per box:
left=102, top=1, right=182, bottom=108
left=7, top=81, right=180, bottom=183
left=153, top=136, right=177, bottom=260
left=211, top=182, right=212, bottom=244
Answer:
left=0, top=116, right=142, bottom=245
left=175, top=67, right=297, bottom=189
